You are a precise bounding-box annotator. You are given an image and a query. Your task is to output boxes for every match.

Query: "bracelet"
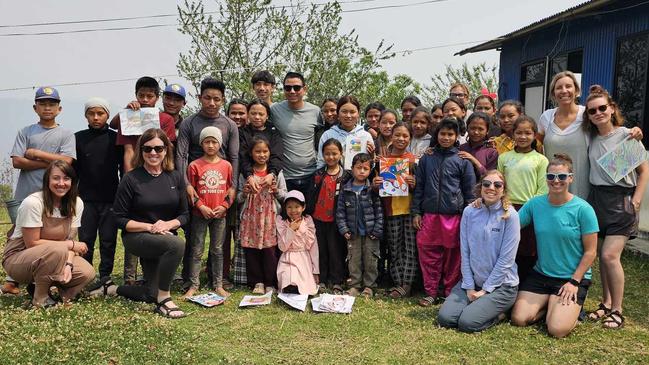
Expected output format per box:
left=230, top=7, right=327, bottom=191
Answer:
left=568, top=278, right=580, bottom=286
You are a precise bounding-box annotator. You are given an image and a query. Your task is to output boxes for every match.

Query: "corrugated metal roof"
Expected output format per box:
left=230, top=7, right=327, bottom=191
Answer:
left=456, top=0, right=615, bottom=55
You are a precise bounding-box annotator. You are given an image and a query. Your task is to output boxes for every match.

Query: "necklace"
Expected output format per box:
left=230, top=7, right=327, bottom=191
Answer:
left=145, top=167, right=162, bottom=177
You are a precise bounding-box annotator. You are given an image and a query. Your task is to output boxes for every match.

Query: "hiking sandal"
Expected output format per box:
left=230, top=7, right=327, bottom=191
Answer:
left=602, top=310, right=625, bottom=329
left=88, top=277, right=117, bottom=297
left=588, top=302, right=611, bottom=321
left=154, top=297, right=187, bottom=319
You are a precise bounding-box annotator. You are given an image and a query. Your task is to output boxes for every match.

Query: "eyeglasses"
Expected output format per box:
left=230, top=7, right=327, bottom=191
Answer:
left=481, top=180, right=504, bottom=189
left=283, top=85, right=303, bottom=92
left=449, top=92, right=466, bottom=99
left=142, top=145, right=165, bottom=153
left=546, top=173, right=573, bottom=181
left=587, top=104, right=609, bottom=115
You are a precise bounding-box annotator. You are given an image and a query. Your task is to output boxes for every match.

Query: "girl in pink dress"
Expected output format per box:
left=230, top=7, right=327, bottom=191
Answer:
left=276, top=190, right=320, bottom=295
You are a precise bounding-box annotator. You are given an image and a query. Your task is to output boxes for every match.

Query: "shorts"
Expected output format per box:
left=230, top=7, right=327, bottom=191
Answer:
left=519, top=270, right=591, bottom=305
left=588, top=185, right=638, bottom=239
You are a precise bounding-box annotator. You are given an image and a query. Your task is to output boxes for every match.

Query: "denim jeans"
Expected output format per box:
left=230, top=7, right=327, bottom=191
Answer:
left=188, top=215, right=227, bottom=289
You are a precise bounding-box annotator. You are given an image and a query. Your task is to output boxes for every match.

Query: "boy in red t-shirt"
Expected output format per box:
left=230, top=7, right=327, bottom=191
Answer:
left=184, top=126, right=235, bottom=298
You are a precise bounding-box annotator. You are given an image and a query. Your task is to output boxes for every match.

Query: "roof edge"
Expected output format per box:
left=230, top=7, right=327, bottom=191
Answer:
left=455, top=0, right=614, bottom=55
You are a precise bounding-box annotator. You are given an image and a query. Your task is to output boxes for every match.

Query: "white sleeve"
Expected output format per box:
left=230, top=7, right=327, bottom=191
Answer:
left=71, top=198, right=84, bottom=228
left=538, top=109, right=554, bottom=135
left=17, top=194, right=44, bottom=228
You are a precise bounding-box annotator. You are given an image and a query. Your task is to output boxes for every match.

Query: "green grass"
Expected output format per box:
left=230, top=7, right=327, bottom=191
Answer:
left=1, top=206, right=648, bottom=364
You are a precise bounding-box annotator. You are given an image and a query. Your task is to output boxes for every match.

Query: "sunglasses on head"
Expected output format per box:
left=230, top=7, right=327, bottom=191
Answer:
left=546, top=173, right=573, bottom=181
left=587, top=104, right=609, bottom=115
left=481, top=180, right=504, bottom=189
left=283, top=85, right=303, bottom=92
left=449, top=92, right=466, bottom=98
left=142, top=145, right=165, bottom=153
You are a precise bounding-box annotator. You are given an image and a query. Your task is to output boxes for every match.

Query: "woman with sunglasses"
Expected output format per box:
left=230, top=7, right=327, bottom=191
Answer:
left=538, top=72, right=643, bottom=200
left=511, top=154, right=598, bottom=338
left=583, top=85, right=649, bottom=329
left=91, top=128, right=189, bottom=318
left=438, top=170, right=520, bottom=333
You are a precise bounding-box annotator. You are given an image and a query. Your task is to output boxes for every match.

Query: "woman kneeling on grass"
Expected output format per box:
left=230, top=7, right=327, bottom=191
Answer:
left=2, top=160, right=95, bottom=307
left=90, top=128, right=189, bottom=318
left=438, top=170, right=520, bottom=333
left=510, top=154, right=598, bottom=338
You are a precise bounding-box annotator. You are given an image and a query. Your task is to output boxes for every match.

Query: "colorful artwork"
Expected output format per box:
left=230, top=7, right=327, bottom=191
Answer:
left=239, top=291, right=273, bottom=307
left=311, top=294, right=355, bottom=314
left=378, top=157, right=409, bottom=197
left=186, top=292, right=226, bottom=307
left=343, top=134, right=369, bottom=170
left=119, top=107, right=160, bottom=136
left=596, top=138, right=649, bottom=182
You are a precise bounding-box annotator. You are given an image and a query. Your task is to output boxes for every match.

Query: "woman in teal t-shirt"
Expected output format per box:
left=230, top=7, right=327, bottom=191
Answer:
left=510, top=153, right=598, bottom=338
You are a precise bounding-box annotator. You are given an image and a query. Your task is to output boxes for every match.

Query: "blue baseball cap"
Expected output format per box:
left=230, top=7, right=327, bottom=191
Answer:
left=35, top=86, right=60, bottom=102
left=163, top=83, right=186, bottom=99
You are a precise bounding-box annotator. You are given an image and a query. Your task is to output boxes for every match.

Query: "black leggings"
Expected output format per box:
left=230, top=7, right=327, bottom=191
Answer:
left=116, top=232, right=185, bottom=303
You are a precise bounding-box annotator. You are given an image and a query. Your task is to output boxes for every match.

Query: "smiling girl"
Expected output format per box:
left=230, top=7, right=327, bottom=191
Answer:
left=497, top=116, right=548, bottom=282
left=583, top=85, right=649, bottom=329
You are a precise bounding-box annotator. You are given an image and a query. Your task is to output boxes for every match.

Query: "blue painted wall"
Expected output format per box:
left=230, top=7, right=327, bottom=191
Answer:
left=497, top=2, right=649, bottom=102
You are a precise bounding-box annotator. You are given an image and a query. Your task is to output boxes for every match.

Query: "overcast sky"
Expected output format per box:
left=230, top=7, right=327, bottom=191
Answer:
left=0, top=0, right=584, bottom=157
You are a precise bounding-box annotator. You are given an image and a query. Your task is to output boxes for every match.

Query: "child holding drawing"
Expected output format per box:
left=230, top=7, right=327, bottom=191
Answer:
left=372, top=122, right=417, bottom=298
left=276, top=190, right=319, bottom=295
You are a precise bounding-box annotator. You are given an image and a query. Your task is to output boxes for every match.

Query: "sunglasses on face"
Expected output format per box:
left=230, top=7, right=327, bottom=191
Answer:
left=142, top=145, right=165, bottom=153
left=482, top=180, right=504, bottom=189
left=283, top=85, right=303, bottom=92
left=587, top=104, right=609, bottom=115
left=546, top=173, right=573, bottom=181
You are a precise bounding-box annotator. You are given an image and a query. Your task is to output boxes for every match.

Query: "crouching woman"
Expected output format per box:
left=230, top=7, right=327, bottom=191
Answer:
left=2, top=160, right=94, bottom=307
left=438, top=170, right=520, bottom=333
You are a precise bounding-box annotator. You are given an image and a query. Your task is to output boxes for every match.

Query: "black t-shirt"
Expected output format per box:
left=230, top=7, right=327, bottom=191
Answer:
left=113, top=167, right=189, bottom=231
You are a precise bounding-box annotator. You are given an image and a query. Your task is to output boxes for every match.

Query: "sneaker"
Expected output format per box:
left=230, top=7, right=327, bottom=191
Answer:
left=252, top=283, right=265, bottom=295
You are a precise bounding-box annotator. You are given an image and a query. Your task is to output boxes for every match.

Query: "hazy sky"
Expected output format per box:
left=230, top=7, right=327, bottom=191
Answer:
left=0, top=0, right=584, bottom=157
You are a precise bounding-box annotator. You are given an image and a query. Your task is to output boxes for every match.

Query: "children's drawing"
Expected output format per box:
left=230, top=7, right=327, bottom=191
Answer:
left=343, top=135, right=369, bottom=170
left=597, top=138, right=649, bottom=182
left=186, top=292, right=226, bottom=307
left=311, top=294, right=355, bottom=314
left=239, top=291, right=273, bottom=307
left=379, top=157, right=409, bottom=197
left=119, top=107, right=161, bottom=136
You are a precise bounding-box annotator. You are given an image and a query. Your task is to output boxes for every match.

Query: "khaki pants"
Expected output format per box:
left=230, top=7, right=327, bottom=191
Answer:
left=3, top=242, right=95, bottom=304
left=347, top=236, right=379, bottom=289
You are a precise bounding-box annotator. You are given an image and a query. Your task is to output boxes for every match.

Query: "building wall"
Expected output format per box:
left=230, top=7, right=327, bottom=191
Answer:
left=498, top=3, right=649, bottom=102
left=496, top=2, right=649, bottom=231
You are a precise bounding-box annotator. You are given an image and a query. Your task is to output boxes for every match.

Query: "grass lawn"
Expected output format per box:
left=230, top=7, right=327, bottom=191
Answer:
left=0, top=208, right=648, bottom=364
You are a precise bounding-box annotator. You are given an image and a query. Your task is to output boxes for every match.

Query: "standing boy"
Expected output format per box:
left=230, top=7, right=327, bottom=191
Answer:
left=185, top=126, right=235, bottom=298
left=335, top=153, right=383, bottom=297
left=1, top=86, right=76, bottom=294
left=162, top=83, right=187, bottom=135
left=251, top=70, right=275, bottom=106
left=74, top=97, right=122, bottom=283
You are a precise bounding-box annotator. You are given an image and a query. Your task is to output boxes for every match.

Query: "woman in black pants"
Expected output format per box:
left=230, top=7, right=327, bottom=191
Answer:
left=91, top=128, right=189, bottom=318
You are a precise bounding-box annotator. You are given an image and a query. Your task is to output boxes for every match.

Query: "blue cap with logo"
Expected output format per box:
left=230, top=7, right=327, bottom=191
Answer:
left=35, top=86, right=61, bottom=102
left=163, top=83, right=186, bottom=99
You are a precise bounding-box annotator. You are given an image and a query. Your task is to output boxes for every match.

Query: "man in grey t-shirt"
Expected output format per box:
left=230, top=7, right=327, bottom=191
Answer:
left=269, top=72, right=321, bottom=196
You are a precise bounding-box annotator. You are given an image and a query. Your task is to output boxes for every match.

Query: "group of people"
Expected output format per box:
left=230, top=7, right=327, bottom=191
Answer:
left=1, top=69, right=646, bottom=337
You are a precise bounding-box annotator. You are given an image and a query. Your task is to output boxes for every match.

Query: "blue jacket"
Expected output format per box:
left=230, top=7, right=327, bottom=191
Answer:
left=411, top=146, right=476, bottom=216
left=460, top=202, right=520, bottom=292
left=335, top=180, right=383, bottom=239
